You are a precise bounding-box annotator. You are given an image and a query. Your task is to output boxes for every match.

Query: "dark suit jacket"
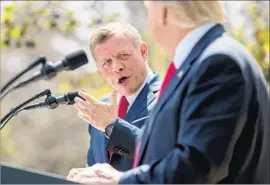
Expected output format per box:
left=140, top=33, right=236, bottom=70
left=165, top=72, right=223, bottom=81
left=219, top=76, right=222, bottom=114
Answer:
left=87, top=72, right=161, bottom=171
left=120, top=24, right=269, bottom=183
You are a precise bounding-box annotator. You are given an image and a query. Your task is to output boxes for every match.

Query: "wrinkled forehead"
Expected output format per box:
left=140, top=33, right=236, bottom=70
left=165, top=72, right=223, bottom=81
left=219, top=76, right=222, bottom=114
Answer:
left=94, top=33, right=136, bottom=62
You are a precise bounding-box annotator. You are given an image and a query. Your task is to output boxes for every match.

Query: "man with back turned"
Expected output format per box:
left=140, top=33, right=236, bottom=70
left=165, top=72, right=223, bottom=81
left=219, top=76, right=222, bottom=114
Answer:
left=68, top=1, right=269, bottom=184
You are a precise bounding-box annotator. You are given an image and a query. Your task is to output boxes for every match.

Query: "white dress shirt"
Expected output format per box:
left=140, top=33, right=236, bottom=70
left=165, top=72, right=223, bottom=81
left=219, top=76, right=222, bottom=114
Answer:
left=173, top=23, right=216, bottom=69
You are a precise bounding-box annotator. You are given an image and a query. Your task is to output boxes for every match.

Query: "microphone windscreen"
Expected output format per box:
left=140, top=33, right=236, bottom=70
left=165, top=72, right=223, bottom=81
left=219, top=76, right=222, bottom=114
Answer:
left=62, top=50, right=88, bottom=70
left=65, top=91, right=86, bottom=105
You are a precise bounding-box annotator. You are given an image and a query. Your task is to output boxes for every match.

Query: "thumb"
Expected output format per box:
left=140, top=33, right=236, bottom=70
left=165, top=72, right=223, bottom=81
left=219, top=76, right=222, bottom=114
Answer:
left=110, top=90, right=118, bottom=108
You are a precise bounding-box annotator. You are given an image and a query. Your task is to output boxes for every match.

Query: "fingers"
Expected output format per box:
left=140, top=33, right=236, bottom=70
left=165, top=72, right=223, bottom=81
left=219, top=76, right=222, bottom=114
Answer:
left=67, top=164, right=121, bottom=184
left=78, top=90, right=97, bottom=104
left=74, top=91, right=116, bottom=131
left=79, top=177, right=111, bottom=185
left=92, top=163, right=116, bottom=179
left=67, top=168, right=83, bottom=181
left=78, top=112, right=91, bottom=123
left=74, top=170, right=97, bottom=179
left=74, top=94, right=95, bottom=122
left=74, top=91, right=98, bottom=116
left=74, top=101, right=92, bottom=116
left=110, top=90, right=118, bottom=107
left=66, top=175, right=73, bottom=181
left=68, top=168, right=83, bottom=176
left=74, top=96, right=91, bottom=109
left=95, top=169, right=111, bottom=179
left=70, top=167, right=101, bottom=184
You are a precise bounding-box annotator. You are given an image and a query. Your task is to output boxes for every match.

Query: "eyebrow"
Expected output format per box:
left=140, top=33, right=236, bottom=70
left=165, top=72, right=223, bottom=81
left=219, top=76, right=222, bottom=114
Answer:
left=98, top=58, right=110, bottom=64
left=115, top=50, right=127, bottom=55
left=98, top=50, right=130, bottom=63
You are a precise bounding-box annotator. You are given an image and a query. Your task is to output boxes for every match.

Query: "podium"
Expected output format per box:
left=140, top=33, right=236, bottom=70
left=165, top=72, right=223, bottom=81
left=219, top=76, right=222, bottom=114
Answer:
left=1, top=162, right=77, bottom=184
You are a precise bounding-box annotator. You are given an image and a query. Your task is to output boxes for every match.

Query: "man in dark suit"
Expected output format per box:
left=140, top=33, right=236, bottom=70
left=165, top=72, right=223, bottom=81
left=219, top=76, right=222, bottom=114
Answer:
left=66, top=22, right=161, bottom=181
left=85, top=71, right=160, bottom=171
left=68, top=1, right=269, bottom=184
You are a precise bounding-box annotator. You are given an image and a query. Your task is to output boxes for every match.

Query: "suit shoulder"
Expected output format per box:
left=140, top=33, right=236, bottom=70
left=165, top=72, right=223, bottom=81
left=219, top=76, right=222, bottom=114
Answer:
left=197, top=34, right=265, bottom=80
left=199, top=34, right=259, bottom=69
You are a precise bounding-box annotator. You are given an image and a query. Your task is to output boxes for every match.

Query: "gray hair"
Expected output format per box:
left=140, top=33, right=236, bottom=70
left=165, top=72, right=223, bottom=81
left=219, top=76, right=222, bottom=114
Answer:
left=89, top=22, right=143, bottom=60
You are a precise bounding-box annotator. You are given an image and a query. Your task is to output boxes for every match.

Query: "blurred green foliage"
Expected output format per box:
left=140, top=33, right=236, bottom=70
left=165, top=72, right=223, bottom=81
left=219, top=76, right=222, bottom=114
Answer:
left=0, top=1, right=120, bottom=49
left=2, top=1, right=268, bottom=98
left=0, top=1, right=269, bottom=172
left=229, top=2, right=269, bottom=83
left=1, top=1, right=268, bottom=95
left=0, top=124, right=19, bottom=158
left=0, top=1, right=120, bottom=162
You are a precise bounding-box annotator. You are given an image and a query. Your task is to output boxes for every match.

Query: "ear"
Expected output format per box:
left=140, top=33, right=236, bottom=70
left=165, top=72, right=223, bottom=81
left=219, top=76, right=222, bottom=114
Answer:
left=140, top=42, right=148, bottom=61
left=162, top=6, right=168, bottom=25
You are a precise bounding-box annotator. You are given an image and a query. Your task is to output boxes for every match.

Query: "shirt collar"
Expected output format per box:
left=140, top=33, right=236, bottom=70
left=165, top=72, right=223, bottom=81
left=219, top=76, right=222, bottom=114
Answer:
left=118, top=67, right=154, bottom=107
left=173, top=23, right=216, bottom=69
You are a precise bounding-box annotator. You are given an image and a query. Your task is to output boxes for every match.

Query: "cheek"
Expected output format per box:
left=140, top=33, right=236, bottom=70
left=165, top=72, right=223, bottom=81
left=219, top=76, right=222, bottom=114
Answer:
left=131, top=61, right=146, bottom=83
left=99, top=70, right=114, bottom=85
left=148, top=12, right=157, bottom=30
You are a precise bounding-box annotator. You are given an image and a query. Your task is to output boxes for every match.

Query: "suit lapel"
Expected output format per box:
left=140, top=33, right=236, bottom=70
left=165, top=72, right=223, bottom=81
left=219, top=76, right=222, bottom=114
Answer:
left=107, top=73, right=161, bottom=163
left=101, top=132, right=109, bottom=162
left=137, top=24, right=226, bottom=164
left=125, top=73, right=161, bottom=123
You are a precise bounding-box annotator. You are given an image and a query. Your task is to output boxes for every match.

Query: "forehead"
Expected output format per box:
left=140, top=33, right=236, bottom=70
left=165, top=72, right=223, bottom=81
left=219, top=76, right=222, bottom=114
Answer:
left=94, top=32, right=136, bottom=61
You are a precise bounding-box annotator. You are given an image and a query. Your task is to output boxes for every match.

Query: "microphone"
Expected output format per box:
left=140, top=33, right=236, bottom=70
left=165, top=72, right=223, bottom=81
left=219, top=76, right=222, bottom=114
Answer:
left=14, top=50, right=89, bottom=89
left=44, top=50, right=89, bottom=76
left=23, top=90, right=85, bottom=110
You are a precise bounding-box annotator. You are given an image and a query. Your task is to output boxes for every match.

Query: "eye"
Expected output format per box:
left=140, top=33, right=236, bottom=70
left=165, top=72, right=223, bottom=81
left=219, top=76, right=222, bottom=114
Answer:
left=102, top=59, right=112, bottom=67
left=119, top=53, right=130, bottom=59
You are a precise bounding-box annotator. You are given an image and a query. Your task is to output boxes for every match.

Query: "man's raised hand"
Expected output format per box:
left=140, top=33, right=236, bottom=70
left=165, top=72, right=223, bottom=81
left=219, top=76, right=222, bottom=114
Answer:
left=74, top=90, right=118, bottom=131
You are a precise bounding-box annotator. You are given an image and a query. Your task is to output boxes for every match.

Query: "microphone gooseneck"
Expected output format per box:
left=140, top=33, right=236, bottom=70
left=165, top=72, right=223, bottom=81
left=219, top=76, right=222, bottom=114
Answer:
left=0, top=50, right=89, bottom=102
left=23, top=90, right=85, bottom=110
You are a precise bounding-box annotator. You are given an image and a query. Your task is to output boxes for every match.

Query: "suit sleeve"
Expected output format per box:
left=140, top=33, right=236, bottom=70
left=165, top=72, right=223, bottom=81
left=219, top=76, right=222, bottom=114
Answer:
left=119, top=54, right=246, bottom=184
left=106, top=118, right=144, bottom=158
left=87, top=125, right=95, bottom=166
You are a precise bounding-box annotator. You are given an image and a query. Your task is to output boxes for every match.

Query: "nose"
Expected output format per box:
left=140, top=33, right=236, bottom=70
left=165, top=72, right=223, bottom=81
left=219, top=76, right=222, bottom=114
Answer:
left=112, top=60, right=124, bottom=73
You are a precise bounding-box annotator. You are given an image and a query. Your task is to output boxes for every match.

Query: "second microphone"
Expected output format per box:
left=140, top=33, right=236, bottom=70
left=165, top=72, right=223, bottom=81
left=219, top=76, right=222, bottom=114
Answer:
left=24, top=90, right=86, bottom=110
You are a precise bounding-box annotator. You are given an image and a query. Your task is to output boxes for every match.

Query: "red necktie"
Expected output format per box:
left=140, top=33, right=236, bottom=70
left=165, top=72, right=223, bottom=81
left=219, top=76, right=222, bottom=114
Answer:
left=132, top=61, right=177, bottom=168
left=109, top=96, right=129, bottom=158
left=158, top=62, right=177, bottom=98
left=118, top=96, right=129, bottom=119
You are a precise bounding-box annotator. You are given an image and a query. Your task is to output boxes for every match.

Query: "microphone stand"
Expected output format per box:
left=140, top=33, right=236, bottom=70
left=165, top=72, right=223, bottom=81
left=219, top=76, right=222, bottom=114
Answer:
left=0, top=60, right=64, bottom=102
left=0, top=57, right=47, bottom=95
left=0, top=89, right=51, bottom=131
left=0, top=74, right=42, bottom=101
left=1, top=50, right=88, bottom=102
left=0, top=62, right=55, bottom=101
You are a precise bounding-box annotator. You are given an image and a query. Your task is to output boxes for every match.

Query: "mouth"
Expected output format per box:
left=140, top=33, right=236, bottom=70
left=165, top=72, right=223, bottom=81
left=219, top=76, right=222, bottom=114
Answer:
left=118, top=76, right=129, bottom=85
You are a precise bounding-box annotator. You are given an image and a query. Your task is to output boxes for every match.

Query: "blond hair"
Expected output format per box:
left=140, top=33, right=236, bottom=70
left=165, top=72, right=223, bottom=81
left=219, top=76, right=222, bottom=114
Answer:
left=153, top=1, right=226, bottom=28
left=89, top=22, right=143, bottom=60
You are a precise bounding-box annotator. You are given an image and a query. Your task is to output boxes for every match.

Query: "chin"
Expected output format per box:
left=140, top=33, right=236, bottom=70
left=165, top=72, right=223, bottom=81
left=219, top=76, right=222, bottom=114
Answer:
left=120, top=89, right=135, bottom=96
left=117, top=89, right=128, bottom=96
left=120, top=91, right=132, bottom=96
